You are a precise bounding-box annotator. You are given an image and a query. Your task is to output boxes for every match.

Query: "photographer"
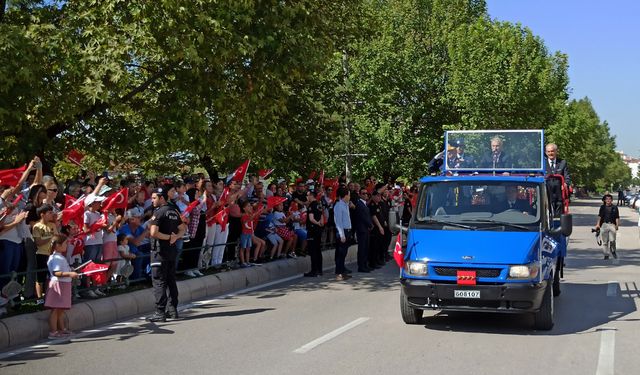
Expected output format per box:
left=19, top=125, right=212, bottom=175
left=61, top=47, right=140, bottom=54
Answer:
left=595, top=194, right=620, bottom=260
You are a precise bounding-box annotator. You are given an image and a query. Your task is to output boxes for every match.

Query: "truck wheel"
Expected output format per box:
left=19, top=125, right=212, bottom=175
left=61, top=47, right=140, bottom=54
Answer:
left=533, top=283, right=554, bottom=330
left=400, top=289, right=423, bottom=324
left=553, top=264, right=561, bottom=297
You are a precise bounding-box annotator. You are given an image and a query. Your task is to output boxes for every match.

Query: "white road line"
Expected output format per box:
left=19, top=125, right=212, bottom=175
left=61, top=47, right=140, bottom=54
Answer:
left=606, top=281, right=618, bottom=297
left=293, top=317, right=370, bottom=354
left=595, top=328, right=616, bottom=375
left=0, top=261, right=357, bottom=360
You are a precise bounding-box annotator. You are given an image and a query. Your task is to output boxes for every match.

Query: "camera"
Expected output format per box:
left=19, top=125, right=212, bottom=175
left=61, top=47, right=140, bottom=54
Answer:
left=591, top=228, right=600, bottom=236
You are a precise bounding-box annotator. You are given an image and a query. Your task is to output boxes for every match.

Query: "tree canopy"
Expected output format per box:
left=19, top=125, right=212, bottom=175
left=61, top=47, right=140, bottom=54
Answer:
left=0, top=0, right=630, bottom=188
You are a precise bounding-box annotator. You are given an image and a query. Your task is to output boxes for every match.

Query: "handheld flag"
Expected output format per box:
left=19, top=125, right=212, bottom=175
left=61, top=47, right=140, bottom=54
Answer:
left=230, top=159, right=250, bottom=183
left=102, top=188, right=128, bottom=212
left=393, top=232, right=404, bottom=268
left=79, top=261, right=109, bottom=285
left=213, top=207, right=230, bottom=231
left=183, top=199, right=201, bottom=216
left=219, top=187, right=229, bottom=204
left=267, top=196, right=287, bottom=210
left=0, top=165, right=27, bottom=187
left=62, top=198, right=85, bottom=227
left=67, top=150, right=85, bottom=167
left=258, top=169, right=274, bottom=179
left=318, top=170, right=325, bottom=188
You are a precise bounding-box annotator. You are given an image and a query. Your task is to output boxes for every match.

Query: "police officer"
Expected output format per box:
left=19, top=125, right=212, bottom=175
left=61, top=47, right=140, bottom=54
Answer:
left=146, top=186, right=186, bottom=322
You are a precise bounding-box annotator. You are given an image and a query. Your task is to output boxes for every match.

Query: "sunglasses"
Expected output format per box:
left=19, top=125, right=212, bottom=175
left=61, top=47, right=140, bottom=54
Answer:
left=47, top=188, right=58, bottom=192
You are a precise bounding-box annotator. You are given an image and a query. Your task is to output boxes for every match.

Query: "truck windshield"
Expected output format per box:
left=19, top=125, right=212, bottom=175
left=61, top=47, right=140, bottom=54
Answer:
left=415, top=181, right=540, bottom=230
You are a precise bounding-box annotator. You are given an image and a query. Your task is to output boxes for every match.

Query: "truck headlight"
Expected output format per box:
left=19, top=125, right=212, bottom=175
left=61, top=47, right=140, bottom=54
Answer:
left=406, top=261, right=428, bottom=276
left=509, top=263, right=539, bottom=279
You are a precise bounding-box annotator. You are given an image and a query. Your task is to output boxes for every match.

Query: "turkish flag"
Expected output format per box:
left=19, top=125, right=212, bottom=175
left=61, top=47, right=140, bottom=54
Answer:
left=64, top=194, right=76, bottom=209
left=456, top=270, right=476, bottom=285
left=258, top=168, right=274, bottom=179
left=230, top=159, right=250, bottom=183
left=267, top=196, right=287, bottom=210
left=67, top=149, right=85, bottom=167
left=330, top=178, right=340, bottom=201
left=0, top=165, right=27, bottom=187
left=318, top=170, right=324, bottom=188
left=62, top=198, right=85, bottom=226
left=213, top=207, right=229, bottom=231
left=102, top=188, right=128, bottom=212
left=219, top=187, right=229, bottom=204
left=410, top=193, right=418, bottom=209
left=183, top=199, right=201, bottom=216
left=80, top=261, right=109, bottom=285
left=70, top=235, right=85, bottom=257
left=88, top=213, right=108, bottom=233
left=393, top=232, right=404, bottom=268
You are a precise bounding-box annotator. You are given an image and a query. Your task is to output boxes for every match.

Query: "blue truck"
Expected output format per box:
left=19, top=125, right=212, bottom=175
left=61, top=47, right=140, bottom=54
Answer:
left=400, top=130, right=572, bottom=330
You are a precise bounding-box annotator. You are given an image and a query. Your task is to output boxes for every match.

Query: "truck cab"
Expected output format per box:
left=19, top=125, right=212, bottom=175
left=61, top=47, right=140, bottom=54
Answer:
left=400, top=130, right=572, bottom=330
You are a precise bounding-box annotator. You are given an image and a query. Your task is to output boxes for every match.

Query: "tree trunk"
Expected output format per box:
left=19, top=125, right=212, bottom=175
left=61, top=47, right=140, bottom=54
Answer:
left=199, top=154, right=219, bottom=182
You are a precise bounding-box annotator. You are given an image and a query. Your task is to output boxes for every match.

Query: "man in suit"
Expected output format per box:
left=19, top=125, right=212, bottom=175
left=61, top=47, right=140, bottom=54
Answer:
left=545, top=143, right=571, bottom=215
left=544, top=143, right=571, bottom=186
left=499, top=186, right=534, bottom=215
left=353, top=188, right=373, bottom=272
left=481, top=136, right=513, bottom=169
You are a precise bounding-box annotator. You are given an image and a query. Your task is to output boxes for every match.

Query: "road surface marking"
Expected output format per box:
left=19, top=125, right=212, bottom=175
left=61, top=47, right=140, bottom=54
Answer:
left=595, top=327, right=616, bottom=375
left=293, top=317, right=370, bottom=354
left=606, top=281, right=618, bottom=297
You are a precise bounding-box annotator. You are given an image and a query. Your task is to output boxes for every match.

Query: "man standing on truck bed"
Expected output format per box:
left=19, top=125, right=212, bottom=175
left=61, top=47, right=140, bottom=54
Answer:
left=481, top=136, right=513, bottom=169
left=595, top=194, right=619, bottom=260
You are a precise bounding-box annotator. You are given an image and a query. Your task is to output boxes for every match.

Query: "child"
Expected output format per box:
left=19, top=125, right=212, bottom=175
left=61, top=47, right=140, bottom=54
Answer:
left=45, top=234, right=79, bottom=339
left=264, top=207, right=284, bottom=260
left=290, top=203, right=308, bottom=256
left=32, top=204, right=58, bottom=304
left=115, top=233, right=136, bottom=284
left=272, top=203, right=298, bottom=258
left=239, top=201, right=262, bottom=267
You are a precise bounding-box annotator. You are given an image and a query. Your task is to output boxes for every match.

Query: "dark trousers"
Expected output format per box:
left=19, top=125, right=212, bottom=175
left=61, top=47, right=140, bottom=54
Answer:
left=369, top=230, right=385, bottom=267
left=131, top=243, right=151, bottom=280
left=356, top=229, right=369, bottom=270
left=182, top=213, right=206, bottom=270
left=225, top=216, right=241, bottom=262
left=334, top=229, right=350, bottom=274
left=308, top=228, right=323, bottom=274
left=383, top=226, right=393, bottom=260
left=151, top=257, right=178, bottom=313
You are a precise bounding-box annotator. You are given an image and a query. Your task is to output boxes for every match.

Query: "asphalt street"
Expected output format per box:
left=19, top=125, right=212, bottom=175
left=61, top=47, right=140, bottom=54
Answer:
left=1, top=198, right=639, bottom=375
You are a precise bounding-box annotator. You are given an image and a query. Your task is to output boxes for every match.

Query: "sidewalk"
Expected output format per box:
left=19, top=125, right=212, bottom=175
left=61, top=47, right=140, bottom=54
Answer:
left=0, top=246, right=359, bottom=351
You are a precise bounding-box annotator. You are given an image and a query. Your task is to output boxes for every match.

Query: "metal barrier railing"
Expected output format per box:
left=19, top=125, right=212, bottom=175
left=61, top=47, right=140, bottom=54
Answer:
left=0, top=232, right=338, bottom=315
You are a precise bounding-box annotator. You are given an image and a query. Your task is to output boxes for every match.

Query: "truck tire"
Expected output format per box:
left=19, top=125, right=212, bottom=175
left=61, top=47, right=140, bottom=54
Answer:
left=552, top=265, right=561, bottom=297
left=533, top=283, right=554, bottom=330
left=400, top=289, right=423, bottom=324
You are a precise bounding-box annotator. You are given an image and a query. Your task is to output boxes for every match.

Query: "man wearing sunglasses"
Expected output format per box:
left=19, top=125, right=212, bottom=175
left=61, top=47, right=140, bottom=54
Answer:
left=353, top=189, right=373, bottom=272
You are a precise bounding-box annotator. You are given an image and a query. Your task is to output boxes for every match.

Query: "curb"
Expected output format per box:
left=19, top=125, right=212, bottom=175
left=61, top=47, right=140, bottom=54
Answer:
left=0, top=245, right=358, bottom=351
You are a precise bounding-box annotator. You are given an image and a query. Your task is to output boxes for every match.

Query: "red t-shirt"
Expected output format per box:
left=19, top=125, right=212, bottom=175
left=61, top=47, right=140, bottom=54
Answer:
left=241, top=214, right=254, bottom=235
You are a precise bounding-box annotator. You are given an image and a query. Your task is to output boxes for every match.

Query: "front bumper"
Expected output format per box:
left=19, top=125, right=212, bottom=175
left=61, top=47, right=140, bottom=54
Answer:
left=401, top=278, right=547, bottom=313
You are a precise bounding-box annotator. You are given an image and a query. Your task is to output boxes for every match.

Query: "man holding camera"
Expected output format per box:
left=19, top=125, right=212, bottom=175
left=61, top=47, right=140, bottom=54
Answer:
left=595, top=194, right=620, bottom=260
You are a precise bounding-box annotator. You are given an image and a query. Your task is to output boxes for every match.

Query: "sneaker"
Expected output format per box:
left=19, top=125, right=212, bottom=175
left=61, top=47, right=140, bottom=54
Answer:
left=36, top=298, right=45, bottom=305
left=184, top=270, right=197, bottom=277
left=48, top=331, right=64, bottom=339
left=287, top=253, right=297, bottom=258
left=611, top=249, right=618, bottom=259
left=604, top=255, right=609, bottom=260
left=94, top=289, right=106, bottom=297
left=60, top=329, right=74, bottom=336
left=165, top=308, right=179, bottom=320
left=146, top=311, right=166, bottom=322
left=194, top=270, right=204, bottom=277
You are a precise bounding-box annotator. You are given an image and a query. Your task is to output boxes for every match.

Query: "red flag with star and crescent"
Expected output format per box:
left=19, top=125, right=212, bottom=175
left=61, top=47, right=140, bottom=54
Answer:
left=102, top=188, right=128, bottom=212
left=393, top=232, right=404, bottom=268
left=62, top=196, right=85, bottom=227
left=267, top=196, right=287, bottom=210
left=67, top=149, right=85, bottom=167
left=213, top=207, right=230, bottom=231
left=258, top=168, right=274, bottom=179
left=231, top=159, right=251, bottom=183
left=0, top=165, right=27, bottom=187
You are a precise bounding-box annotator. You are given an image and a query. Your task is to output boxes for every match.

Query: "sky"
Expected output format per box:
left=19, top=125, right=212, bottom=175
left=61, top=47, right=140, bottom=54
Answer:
left=486, top=0, right=640, bottom=157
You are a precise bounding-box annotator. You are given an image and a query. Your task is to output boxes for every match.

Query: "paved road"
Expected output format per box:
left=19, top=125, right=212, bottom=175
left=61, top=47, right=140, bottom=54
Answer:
left=1, top=198, right=639, bottom=375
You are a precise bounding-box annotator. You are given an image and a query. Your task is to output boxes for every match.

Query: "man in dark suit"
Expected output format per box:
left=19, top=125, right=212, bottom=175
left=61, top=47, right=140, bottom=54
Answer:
left=499, top=186, right=534, bottom=215
left=481, top=136, right=513, bottom=169
left=544, top=143, right=571, bottom=186
left=545, top=143, right=571, bottom=215
left=353, top=188, right=373, bottom=272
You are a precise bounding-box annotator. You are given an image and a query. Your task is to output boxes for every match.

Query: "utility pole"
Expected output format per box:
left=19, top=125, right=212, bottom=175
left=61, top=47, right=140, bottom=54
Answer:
left=342, top=50, right=353, bottom=182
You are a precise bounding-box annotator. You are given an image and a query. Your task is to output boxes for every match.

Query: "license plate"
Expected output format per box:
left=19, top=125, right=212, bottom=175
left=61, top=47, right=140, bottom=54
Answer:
left=454, top=290, right=480, bottom=299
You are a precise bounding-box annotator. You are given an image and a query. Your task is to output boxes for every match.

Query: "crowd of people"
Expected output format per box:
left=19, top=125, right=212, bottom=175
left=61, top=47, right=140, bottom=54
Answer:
left=0, top=156, right=419, bottom=317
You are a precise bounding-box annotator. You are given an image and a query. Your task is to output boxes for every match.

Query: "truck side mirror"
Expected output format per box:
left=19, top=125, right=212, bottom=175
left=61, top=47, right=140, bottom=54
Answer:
left=550, top=213, right=572, bottom=237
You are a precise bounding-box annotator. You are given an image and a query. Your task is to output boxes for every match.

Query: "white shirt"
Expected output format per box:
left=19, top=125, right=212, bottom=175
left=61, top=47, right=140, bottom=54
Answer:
left=48, top=252, right=72, bottom=282
left=84, top=210, right=104, bottom=245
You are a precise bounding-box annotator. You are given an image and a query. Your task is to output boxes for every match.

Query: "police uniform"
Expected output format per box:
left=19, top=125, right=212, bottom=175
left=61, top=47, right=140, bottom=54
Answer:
left=368, top=200, right=385, bottom=268
left=148, top=202, right=182, bottom=318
